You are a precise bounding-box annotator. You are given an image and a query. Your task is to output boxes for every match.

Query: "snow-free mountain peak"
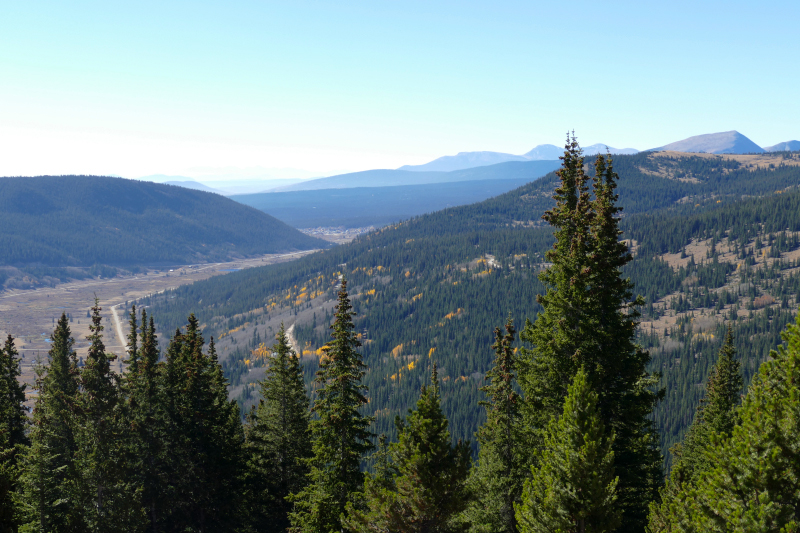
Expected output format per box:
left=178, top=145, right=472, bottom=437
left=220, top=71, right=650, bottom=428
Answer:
left=650, top=131, right=764, bottom=154
left=764, top=140, right=800, bottom=152
left=398, top=151, right=529, bottom=172
left=581, top=144, right=639, bottom=156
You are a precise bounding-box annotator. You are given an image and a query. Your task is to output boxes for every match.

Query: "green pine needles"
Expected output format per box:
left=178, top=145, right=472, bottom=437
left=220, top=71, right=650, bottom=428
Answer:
left=516, top=367, right=620, bottom=533
left=290, top=277, right=375, bottom=533
left=463, top=317, right=527, bottom=533
left=1, top=333, right=28, bottom=532
left=245, top=323, right=311, bottom=532
left=344, top=364, right=471, bottom=533
left=519, top=135, right=662, bottom=532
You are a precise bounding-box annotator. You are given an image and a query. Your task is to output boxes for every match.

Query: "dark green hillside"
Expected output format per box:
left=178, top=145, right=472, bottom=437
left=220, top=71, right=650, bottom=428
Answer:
left=0, top=175, right=329, bottom=267
left=232, top=178, right=537, bottom=228
left=143, top=150, right=800, bottom=460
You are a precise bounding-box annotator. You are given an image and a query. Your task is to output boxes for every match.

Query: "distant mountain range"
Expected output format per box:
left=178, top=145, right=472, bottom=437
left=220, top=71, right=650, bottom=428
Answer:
left=233, top=177, right=539, bottom=228
left=268, top=159, right=562, bottom=192
left=398, top=143, right=637, bottom=172
left=394, top=132, right=799, bottom=176
left=145, top=132, right=799, bottom=198
left=138, top=175, right=309, bottom=195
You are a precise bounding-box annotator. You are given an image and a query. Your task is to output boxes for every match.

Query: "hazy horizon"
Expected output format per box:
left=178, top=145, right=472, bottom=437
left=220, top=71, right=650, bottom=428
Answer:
left=1, top=1, right=798, bottom=178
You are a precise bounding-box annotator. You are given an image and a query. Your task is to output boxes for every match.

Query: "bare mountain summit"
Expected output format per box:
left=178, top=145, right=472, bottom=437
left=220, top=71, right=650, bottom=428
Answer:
left=764, top=140, right=800, bottom=152
left=650, top=131, right=764, bottom=154
left=398, top=151, right=529, bottom=172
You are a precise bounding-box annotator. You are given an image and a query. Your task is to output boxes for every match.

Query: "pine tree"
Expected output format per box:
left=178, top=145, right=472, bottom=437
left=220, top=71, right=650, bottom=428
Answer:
left=73, top=299, right=145, bottom=532
left=245, top=323, right=311, bottom=533
left=519, top=134, right=596, bottom=425
left=160, top=315, right=245, bottom=532
left=344, top=364, right=471, bottom=533
left=1, top=334, right=28, bottom=532
left=16, top=313, right=81, bottom=533
left=123, top=308, right=167, bottom=532
left=587, top=152, right=663, bottom=530
left=290, top=278, right=374, bottom=533
left=519, top=140, right=662, bottom=531
left=463, top=318, right=526, bottom=533
left=648, top=328, right=743, bottom=532
left=516, top=368, right=620, bottom=533
left=686, top=313, right=800, bottom=530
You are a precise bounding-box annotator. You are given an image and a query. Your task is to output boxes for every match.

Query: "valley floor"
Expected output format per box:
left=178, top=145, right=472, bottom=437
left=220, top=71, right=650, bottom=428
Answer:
left=0, top=250, right=318, bottom=400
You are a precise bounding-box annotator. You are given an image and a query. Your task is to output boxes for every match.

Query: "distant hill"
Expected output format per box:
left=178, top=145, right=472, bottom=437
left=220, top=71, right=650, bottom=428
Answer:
left=398, top=142, right=637, bottom=172
left=164, top=180, right=225, bottom=194
left=398, top=151, right=529, bottom=172
left=524, top=144, right=563, bottom=159
left=582, top=143, right=639, bottom=155
left=764, top=140, right=800, bottom=152
left=232, top=177, right=538, bottom=228
left=0, top=175, right=329, bottom=267
left=270, top=159, right=561, bottom=192
left=650, top=130, right=764, bottom=154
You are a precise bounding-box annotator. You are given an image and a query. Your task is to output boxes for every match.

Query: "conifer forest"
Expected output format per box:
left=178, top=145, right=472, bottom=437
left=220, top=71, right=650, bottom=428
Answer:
left=5, top=139, right=800, bottom=533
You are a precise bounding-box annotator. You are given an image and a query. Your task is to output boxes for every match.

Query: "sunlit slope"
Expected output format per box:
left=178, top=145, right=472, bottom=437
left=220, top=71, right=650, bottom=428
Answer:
left=145, top=151, right=800, bottom=455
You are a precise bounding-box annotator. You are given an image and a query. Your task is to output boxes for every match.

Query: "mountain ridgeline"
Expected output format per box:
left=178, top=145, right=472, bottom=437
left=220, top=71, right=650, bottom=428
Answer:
left=0, top=175, right=329, bottom=269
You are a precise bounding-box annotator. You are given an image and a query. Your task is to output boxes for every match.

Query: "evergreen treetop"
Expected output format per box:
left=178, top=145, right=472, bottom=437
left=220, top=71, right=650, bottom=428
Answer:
left=463, top=317, right=526, bottom=533
left=519, top=138, right=663, bottom=532
left=246, top=322, right=311, bottom=533
left=290, top=277, right=374, bottom=533
left=344, top=364, right=471, bottom=533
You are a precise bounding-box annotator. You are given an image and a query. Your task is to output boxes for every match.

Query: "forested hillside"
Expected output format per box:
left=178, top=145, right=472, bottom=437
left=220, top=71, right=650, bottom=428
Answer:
left=231, top=177, right=536, bottom=228
left=0, top=175, right=328, bottom=269
left=144, top=149, right=800, bottom=460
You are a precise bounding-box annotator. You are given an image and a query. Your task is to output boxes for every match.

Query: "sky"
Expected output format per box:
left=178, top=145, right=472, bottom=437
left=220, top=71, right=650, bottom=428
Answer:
left=1, top=1, right=798, bottom=179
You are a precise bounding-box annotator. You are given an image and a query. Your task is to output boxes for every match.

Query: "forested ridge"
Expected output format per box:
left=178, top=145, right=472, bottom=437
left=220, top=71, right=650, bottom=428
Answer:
left=144, top=149, right=800, bottom=459
left=0, top=175, right=328, bottom=270
left=5, top=142, right=800, bottom=531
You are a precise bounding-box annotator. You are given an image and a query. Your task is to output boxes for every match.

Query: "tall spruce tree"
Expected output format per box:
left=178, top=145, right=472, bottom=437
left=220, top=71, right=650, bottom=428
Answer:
left=519, top=139, right=662, bottom=532
left=160, top=315, right=245, bottom=532
left=1, top=334, right=28, bottom=532
left=671, top=313, right=800, bottom=531
left=17, top=313, right=81, bottom=532
left=290, top=278, right=374, bottom=533
left=516, top=368, right=620, bottom=533
left=647, top=328, right=744, bottom=532
left=123, top=308, right=167, bottom=532
left=73, top=299, right=145, bottom=532
left=344, top=364, right=471, bottom=533
left=245, top=323, right=311, bottom=533
left=463, top=318, right=526, bottom=533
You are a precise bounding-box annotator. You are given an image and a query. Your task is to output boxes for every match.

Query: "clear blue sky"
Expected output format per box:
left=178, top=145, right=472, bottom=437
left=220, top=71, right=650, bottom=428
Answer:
left=1, top=1, right=798, bottom=178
